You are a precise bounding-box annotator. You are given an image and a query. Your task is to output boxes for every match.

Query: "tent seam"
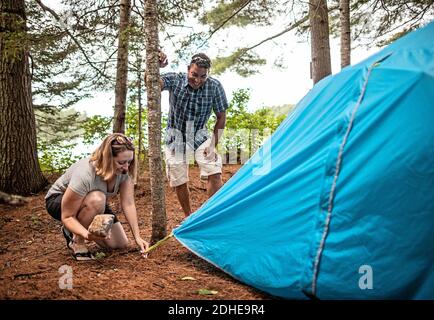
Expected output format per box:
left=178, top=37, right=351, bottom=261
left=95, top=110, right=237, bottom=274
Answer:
left=310, top=53, right=393, bottom=296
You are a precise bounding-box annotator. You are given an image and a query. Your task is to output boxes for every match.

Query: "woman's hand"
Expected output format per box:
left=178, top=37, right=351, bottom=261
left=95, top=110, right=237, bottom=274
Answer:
left=85, top=231, right=108, bottom=242
left=135, top=236, right=150, bottom=258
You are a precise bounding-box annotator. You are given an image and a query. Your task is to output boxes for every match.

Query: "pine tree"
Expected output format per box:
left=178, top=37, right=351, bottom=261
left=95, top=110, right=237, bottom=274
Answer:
left=144, top=0, right=167, bottom=243
left=0, top=0, right=47, bottom=195
left=309, top=0, right=332, bottom=84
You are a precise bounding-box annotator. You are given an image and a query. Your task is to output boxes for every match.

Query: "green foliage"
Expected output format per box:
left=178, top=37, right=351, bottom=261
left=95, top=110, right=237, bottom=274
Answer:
left=200, top=0, right=434, bottom=77
left=37, top=100, right=159, bottom=172
left=94, top=252, right=106, bottom=260
left=329, top=0, right=434, bottom=47
left=38, top=141, right=82, bottom=172
left=212, top=49, right=266, bottom=76
left=225, top=88, right=250, bottom=128
left=79, top=102, right=166, bottom=158
left=81, top=115, right=112, bottom=145
left=194, top=0, right=292, bottom=76
left=26, top=0, right=92, bottom=109
left=375, top=28, right=412, bottom=47
left=125, top=103, right=148, bottom=152
left=36, top=106, right=86, bottom=172
left=125, top=103, right=143, bottom=141
left=200, top=0, right=280, bottom=29
left=212, top=89, right=288, bottom=163
left=268, top=104, right=295, bottom=117
left=158, top=0, right=202, bottom=27
left=24, top=0, right=213, bottom=174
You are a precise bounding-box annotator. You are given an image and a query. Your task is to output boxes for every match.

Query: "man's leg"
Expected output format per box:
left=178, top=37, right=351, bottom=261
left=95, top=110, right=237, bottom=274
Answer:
left=207, top=173, right=222, bottom=197
left=175, top=183, right=192, bottom=217
left=165, top=146, right=191, bottom=217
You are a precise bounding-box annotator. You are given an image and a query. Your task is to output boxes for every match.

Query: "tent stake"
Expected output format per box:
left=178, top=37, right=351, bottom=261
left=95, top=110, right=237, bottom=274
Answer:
left=144, top=232, right=174, bottom=254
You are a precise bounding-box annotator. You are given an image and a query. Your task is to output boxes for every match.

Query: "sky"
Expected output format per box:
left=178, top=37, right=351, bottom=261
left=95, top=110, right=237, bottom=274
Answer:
left=67, top=3, right=379, bottom=116
left=42, top=0, right=381, bottom=156
left=74, top=36, right=378, bottom=116
left=43, top=0, right=382, bottom=160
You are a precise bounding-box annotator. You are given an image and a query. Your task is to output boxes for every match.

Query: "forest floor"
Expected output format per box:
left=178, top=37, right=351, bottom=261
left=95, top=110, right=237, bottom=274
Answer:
left=0, top=164, right=271, bottom=300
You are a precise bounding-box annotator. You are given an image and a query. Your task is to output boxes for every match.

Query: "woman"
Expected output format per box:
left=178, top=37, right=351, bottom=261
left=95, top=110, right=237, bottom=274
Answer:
left=45, top=133, right=149, bottom=261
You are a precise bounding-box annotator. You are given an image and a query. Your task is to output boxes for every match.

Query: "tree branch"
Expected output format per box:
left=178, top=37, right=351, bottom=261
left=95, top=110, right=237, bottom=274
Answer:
left=0, top=191, right=28, bottom=206
left=34, top=0, right=110, bottom=80
left=197, top=0, right=253, bottom=49
left=238, top=4, right=338, bottom=56
left=375, top=2, right=433, bottom=38
left=248, top=16, right=308, bottom=52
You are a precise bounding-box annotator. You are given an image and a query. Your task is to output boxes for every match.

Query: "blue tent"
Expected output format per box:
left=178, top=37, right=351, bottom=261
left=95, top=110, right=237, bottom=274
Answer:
left=173, top=21, right=434, bottom=299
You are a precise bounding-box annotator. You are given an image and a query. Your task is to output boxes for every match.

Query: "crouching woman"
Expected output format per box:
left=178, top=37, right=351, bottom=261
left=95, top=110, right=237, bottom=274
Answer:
left=45, top=133, right=149, bottom=260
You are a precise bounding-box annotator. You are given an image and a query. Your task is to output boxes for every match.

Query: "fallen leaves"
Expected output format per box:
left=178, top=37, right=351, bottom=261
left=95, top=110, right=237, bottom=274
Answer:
left=197, top=289, right=218, bottom=295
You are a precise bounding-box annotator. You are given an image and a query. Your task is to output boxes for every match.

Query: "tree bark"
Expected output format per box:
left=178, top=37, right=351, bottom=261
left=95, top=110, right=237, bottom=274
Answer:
left=309, top=0, right=332, bottom=84
left=340, top=0, right=351, bottom=68
left=137, top=63, right=143, bottom=176
left=0, top=0, right=47, bottom=195
left=133, top=63, right=143, bottom=186
left=113, top=0, right=131, bottom=134
left=143, top=0, right=167, bottom=243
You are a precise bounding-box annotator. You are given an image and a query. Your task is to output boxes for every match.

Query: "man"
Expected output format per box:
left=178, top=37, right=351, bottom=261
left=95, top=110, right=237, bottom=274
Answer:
left=156, top=52, right=229, bottom=217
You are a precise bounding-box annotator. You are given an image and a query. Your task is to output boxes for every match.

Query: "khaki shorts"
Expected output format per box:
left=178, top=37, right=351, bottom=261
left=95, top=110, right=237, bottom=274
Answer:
left=164, top=139, right=223, bottom=187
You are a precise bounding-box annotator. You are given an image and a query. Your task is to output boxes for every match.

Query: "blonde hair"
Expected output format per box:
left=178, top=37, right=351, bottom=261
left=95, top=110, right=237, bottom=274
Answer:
left=90, top=133, right=136, bottom=181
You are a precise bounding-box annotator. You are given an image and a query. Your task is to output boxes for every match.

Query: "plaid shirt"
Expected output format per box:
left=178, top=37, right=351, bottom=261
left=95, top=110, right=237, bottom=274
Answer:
left=162, top=72, right=228, bottom=151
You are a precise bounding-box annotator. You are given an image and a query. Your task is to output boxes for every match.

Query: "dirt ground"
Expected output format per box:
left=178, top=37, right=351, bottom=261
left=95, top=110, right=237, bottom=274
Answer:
left=0, top=164, right=271, bottom=300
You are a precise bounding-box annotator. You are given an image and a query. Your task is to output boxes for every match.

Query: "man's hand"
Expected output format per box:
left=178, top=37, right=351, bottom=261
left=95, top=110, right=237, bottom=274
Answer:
left=204, top=146, right=217, bottom=161
left=159, top=50, right=168, bottom=68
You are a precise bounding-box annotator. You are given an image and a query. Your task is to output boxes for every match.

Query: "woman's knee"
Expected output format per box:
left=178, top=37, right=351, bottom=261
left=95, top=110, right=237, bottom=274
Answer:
left=106, top=223, right=129, bottom=249
left=83, top=191, right=106, bottom=212
left=113, top=239, right=129, bottom=249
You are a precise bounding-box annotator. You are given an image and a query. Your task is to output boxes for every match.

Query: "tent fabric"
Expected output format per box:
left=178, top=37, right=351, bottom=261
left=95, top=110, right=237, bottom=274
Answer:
left=173, top=21, right=434, bottom=299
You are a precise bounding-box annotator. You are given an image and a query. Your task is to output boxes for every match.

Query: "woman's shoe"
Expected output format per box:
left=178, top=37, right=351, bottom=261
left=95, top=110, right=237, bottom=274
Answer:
left=71, top=250, right=95, bottom=261
left=62, top=226, right=94, bottom=261
left=61, top=226, right=74, bottom=250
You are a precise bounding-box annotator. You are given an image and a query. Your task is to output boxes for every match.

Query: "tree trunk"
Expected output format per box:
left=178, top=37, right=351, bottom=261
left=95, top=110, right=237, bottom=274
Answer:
left=143, top=0, right=167, bottom=243
left=113, top=0, right=131, bottom=134
left=0, top=0, right=47, bottom=195
left=133, top=62, right=143, bottom=186
left=137, top=64, right=143, bottom=175
left=309, top=0, right=332, bottom=84
left=340, top=0, right=351, bottom=68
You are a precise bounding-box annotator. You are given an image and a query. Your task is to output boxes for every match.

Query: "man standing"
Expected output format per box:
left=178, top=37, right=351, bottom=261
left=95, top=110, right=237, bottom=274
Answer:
left=157, top=52, right=228, bottom=217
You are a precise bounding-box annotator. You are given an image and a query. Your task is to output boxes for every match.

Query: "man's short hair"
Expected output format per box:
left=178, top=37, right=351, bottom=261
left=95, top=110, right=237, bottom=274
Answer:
left=190, top=53, right=211, bottom=69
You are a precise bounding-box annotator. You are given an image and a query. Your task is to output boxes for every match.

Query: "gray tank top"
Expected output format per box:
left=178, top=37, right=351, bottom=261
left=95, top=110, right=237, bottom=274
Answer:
left=45, top=157, right=129, bottom=199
